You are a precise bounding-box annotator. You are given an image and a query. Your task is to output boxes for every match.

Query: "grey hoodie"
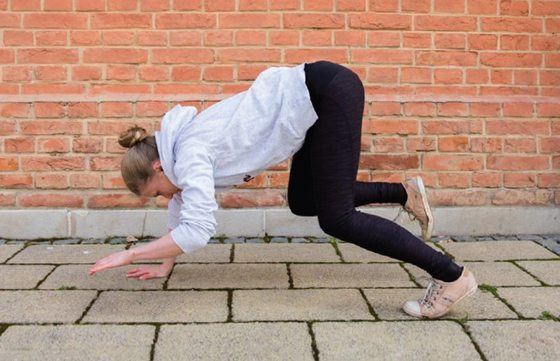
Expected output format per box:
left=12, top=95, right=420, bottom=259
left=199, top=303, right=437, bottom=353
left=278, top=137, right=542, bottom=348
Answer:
left=154, top=63, right=318, bottom=253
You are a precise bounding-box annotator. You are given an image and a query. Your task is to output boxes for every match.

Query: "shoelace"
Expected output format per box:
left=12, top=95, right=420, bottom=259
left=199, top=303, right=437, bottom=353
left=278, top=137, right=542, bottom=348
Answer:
left=392, top=206, right=418, bottom=223
left=418, top=277, right=442, bottom=309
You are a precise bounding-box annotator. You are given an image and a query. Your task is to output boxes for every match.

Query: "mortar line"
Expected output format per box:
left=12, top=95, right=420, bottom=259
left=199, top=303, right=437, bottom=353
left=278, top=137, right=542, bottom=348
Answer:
left=75, top=290, right=102, bottom=324
left=457, top=321, right=489, bottom=361
left=149, top=324, right=161, bottom=361
left=33, top=264, right=60, bottom=290
left=358, top=288, right=379, bottom=320
left=306, top=321, right=320, bottom=361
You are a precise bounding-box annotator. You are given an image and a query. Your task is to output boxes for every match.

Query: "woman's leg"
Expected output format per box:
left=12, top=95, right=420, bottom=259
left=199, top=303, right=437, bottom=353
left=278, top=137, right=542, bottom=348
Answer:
left=296, top=66, right=462, bottom=282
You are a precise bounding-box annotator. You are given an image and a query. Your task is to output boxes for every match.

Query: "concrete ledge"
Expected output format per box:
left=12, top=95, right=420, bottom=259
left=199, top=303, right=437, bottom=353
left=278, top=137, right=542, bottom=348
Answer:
left=0, top=207, right=559, bottom=239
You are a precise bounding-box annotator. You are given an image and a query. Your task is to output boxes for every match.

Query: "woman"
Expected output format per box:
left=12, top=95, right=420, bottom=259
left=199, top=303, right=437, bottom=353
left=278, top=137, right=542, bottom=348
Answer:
left=89, top=61, right=477, bottom=319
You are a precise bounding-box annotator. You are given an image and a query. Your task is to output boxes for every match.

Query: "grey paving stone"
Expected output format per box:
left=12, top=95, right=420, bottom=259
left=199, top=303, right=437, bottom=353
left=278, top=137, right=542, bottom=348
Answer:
left=404, top=261, right=540, bottom=287
left=39, top=264, right=165, bottom=290
left=175, top=244, right=231, bottom=263
left=80, top=238, right=105, bottom=244
left=363, top=288, right=517, bottom=320
left=224, top=237, right=245, bottom=244
left=337, top=242, right=442, bottom=263
left=0, top=325, right=154, bottom=361
left=155, top=323, right=314, bottom=361
left=232, top=289, right=372, bottom=321
left=313, top=321, right=481, bottom=361
left=234, top=243, right=340, bottom=263
left=0, top=265, right=54, bottom=289
left=0, top=290, right=96, bottom=323
left=0, top=244, right=24, bottom=263
left=168, top=264, right=289, bottom=289
left=516, top=260, right=560, bottom=285
left=469, top=320, right=560, bottom=361
left=497, top=287, right=560, bottom=318
left=83, top=291, right=227, bottom=323
left=8, top=244, right=126, bottom=264
left=52, top=239, right=81, bottom=245
left=440, top=241, right=558, bottom=261
left=291, top=263, right=413, bottom=288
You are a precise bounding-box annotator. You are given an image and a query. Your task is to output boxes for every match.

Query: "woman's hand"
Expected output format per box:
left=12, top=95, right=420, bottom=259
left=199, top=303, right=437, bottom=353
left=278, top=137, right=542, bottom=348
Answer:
left=126, top=262, right=174, bottom=281
left=88, top=250, right=134, bottom=276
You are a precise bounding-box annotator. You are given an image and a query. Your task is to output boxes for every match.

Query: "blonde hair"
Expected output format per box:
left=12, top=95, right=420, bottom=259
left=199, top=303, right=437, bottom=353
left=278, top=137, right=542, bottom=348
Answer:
left=118, top=126, right=159, bottom=195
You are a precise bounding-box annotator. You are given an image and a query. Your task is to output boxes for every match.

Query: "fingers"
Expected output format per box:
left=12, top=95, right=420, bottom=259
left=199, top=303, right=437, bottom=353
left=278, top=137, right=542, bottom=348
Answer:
left=126, top=267, right=154, bottom=280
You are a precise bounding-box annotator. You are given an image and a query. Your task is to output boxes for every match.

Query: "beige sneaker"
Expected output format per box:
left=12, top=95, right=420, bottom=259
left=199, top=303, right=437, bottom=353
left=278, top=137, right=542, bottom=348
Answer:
left=402, top=176, right=433, bottom=241
left=402, top=267, right=478, bottom=319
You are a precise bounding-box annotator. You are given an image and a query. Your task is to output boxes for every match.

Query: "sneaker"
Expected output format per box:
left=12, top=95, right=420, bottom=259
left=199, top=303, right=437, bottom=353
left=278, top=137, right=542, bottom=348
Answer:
left=402, top=267, right=478, bottom=319
left=402, top=176, right=434, bottom=241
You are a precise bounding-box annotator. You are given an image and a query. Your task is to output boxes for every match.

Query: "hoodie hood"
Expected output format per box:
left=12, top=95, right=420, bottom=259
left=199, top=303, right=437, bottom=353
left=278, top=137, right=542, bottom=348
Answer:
left=154, top=104, right=198, bottom=187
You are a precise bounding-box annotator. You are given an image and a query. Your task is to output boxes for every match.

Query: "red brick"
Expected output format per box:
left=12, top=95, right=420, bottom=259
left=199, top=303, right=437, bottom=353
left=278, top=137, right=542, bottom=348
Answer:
left=102, top=31, right=135, bottom=46
left=21, top=156, right=85, bottom=171
left=90, top=84, right=151, bottom=95
left=401, top=67, right=431, bottom=84
left=532, top=36, right=560, bottom=52
left=501, top=35, right=529, bottom=50
left=18, top=48, right=78, bottom=64
left=416, top=16, right=476, bottom=31
left=424, top=155, right=484, bottom=171
left=359, top=155, right=419, bottom=170
left=401, top=0, right=430, bottom=12
left=90, top=156, right=121, bottom=171
left=75, top=0, right=104, bottom=11
left=0, top=194, right=16, bottom=206
left=546, top=18, right=560, bottom=33
left=136, top=101, right=169, bottom=117
left=38, top=138, right=70, bottom=153
left=538, top=174, right=560, bottom=188
left=303, top=31, right=331, bottom=46
left=545, top=54, right=560, bottom=68
left=202, top=31, right=232, bottom=46
left=480, top=53, right=542, bottom=68
left=423, top=120, right=483, bottom=134
left=481, top=17, right=542, bottom=32
left=3, top=66, right=33, bottom=82
left=270, top=31, right=300, bottom=46
left=407, top=137, right=436, bottom=152
left=468, top=0, right=497, bottom=14
left=21, top=194, right=83, bottom=208
left=438, top=173, right=471, bottom=189
left=156, top=14, right=216, bottom=29
left=35, top=66, right=67, bottom=81
left=107, top=0, right=137, bottom=10
left=138, top=31, right=167, bottom=46
left=467, top=34, right=497, bottom=50
left=488, top=155, right=548, bottom=170
left=92, top=14, right=151, bottom=29
left=0, top=120, right=16, bottom=136
left=154, top=84, right=219, bottom=94
left=20, top=120, right=82, bottom=135
left=470, top=102, right=500, bottom=117
left=70, top=31, right=101, bottom=46
left=0, top=103, right=30, bottom=118
left=403, top=102, right=435, bottom=116
left=44, top=0, right=73, bottom=11
left=438, top=136, right=469, bottom=152
left=491, top=190, right=551, bottom=206
left=107, top=65, right=136, bottom=81
left=538, top=103, right=560, bottom=117
left=353, top=49, right=412, bottom=64
left=102, top=173, right=126, bottom=190
left=533, top=1, right=560, bottom=15
left=204, top=66, right=234, bottom=81
left=416, top=51, right=477, bottom=66
left=152, top=48, right=214, bottom=64
left=370, top=102, right=401, bottom=116
left=35, top=103, right=65, bottom=118
left=470, top=137, right=503, bottom=153
left=0, top=156, right=19, bottom=170
left=366, top=119, right=418, bottom=135
left=218, top=190, right=285, bottom=208
left=36, top=31, right=67, bottom=46
left=84, top=49, right=148, bottom=64
left=504, top=138, right=536, bottom=153
left=366, top=67, right=399, bottom=83
left=68, top=102, right=97, bottom=118
left=486, top=120, right=549, bottom=135
left=284, top=13, right=344, bottom=29
left=4, top=138, right=34, bottom=153
left=24, top=13, right=88, bottom=29
left=434, top=34, right=465, bottom=50
left=491, top=69, right=515, bottom=85
left=69, top=173, right=100, bottom=189
left=0, top=13, right=20, bottom=28
left=72, top=66, right=102, bottom=81
left=205, top=0, right=235, bottom=11
left=0, top=174, right=33, bottom=188
left=434, top=0, right=464, bottom=13
left=372, top=137, right=404, bottom=153
left=540, top=137, right=560, bottom=153
left=368, top=0, right=398, bottom=12
left=500, top=0, right=528, bottom=16
left=337, top=0, right=366, bottom=11
left=503, top=102, right=534, bottom=117
left=73, top=138, right=102, bottom=153
left=434, top=69, right=463, bottom=84
left=504, top=173, right=537, bottom=188
left=472, top=172, right=502, bottom=188
left=87, top=194, right=147, bottom=208
left=270, top=0, right=299, bottom=10
left=403, top=33, right=431, bottom=48
left=12, top=0, right=40, bottom=10
left=0, top=49, right=15, bottom=64
left=141, top=0, right=171, bottom=11
left=98, top=102, right=133, bottom=118
left=239, top=0, right=268, bottom=11
left=35, top=173, right=68, bottom=189
left=514, top=70, right=537, bottom=85
left=3, top=31, right=34, bottom=46
left=349, top=13, right=411, bottom=30
left=438, top=102, right=469, bottom=117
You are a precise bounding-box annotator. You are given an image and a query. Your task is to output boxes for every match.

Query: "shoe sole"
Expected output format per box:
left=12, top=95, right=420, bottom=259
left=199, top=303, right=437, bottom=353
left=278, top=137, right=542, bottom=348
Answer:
left=414, top=176, right=434, bottom=241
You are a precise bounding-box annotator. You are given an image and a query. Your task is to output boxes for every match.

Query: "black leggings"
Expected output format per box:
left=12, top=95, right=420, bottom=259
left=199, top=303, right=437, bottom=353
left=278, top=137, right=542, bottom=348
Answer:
left=288, top=61, right=462, bottom=282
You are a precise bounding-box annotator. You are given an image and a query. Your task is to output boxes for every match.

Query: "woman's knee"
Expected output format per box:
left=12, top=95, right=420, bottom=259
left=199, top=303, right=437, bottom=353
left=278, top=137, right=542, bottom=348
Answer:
left=288, top=199, right=316, bottom=217
left=317, top=212, right=353, bottom=239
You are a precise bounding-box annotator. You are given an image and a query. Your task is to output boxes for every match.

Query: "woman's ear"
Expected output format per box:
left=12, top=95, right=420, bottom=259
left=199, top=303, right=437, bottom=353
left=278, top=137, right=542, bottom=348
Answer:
left=152, top=159, right=163, bottom=172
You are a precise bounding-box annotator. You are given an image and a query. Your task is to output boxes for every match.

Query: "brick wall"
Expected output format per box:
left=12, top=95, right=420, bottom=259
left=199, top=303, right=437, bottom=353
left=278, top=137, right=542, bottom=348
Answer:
left=0, top=0, right=558, bottom=210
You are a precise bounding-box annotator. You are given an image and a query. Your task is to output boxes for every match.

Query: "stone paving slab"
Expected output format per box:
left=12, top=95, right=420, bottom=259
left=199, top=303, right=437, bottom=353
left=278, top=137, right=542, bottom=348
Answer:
left=313, top=321, right=481, bottom=361
left=39, top=264, right=165, bottom=290
left=234, top=243, right=340, bottom=263
left=0, top=291, right=96, bottom=323
left=83, top=291, right=228, bottom=323
left=8, top=245, right=126, bottom=264
left=168, top=264, right=289, bottom=289
left=0, top=244, right=23, bottom=262
left=175, top=244, right=231, bottom=263
left=440, top=241, right=558, bottom=261
left=291, top=263, right=413, bottom=288
left=468, top=320, right=560, bottom=361
left=0, top=325, right=155, bottom=361
left=0, top=265, right=54, bottom=289
left=497, top=287, right=560, bottom=318
left=516, top=260, right=560, bottom=285
left=404, top=261, right=540, bottom=287
left=362, top=288, right=517, bottom=320
left=232, top=289, right=372, bottom=321
left=154, top=323, right=314, bottom=361
left=336, top=243, right=396, bottom=262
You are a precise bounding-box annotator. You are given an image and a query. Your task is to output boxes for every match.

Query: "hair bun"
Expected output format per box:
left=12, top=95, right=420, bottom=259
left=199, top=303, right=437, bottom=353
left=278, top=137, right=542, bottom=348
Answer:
left=118, top=126, right=148, bottom=148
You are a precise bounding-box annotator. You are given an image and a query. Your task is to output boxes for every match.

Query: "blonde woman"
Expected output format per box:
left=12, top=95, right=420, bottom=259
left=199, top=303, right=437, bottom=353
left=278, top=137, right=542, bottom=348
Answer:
left=89, top=61, right=477, bottom=318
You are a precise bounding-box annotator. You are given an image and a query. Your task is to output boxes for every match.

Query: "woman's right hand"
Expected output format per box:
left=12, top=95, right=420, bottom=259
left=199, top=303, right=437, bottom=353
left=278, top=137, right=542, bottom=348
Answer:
left=126, top=262, right=173, bottom=280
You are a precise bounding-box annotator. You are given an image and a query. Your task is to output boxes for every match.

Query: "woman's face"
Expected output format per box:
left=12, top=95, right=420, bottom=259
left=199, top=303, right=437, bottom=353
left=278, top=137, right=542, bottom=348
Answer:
left=138, top=160, right=180, bottom=199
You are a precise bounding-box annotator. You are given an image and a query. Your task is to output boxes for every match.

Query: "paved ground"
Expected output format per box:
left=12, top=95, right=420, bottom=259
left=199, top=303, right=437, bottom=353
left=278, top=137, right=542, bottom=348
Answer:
left=0, top=236, right=559, bottom=360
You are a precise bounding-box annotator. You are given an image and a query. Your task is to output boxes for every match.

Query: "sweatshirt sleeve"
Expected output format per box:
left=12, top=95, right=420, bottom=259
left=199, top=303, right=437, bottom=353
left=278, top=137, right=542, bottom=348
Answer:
left=167, top=193, right=182, bottom=231
left=169, top=144, right=218, bottom=254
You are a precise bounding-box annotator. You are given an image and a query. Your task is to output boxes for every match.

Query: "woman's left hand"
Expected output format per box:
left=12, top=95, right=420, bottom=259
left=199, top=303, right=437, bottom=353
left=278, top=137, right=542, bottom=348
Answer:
left=88, top=250, right=134, bottom=276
